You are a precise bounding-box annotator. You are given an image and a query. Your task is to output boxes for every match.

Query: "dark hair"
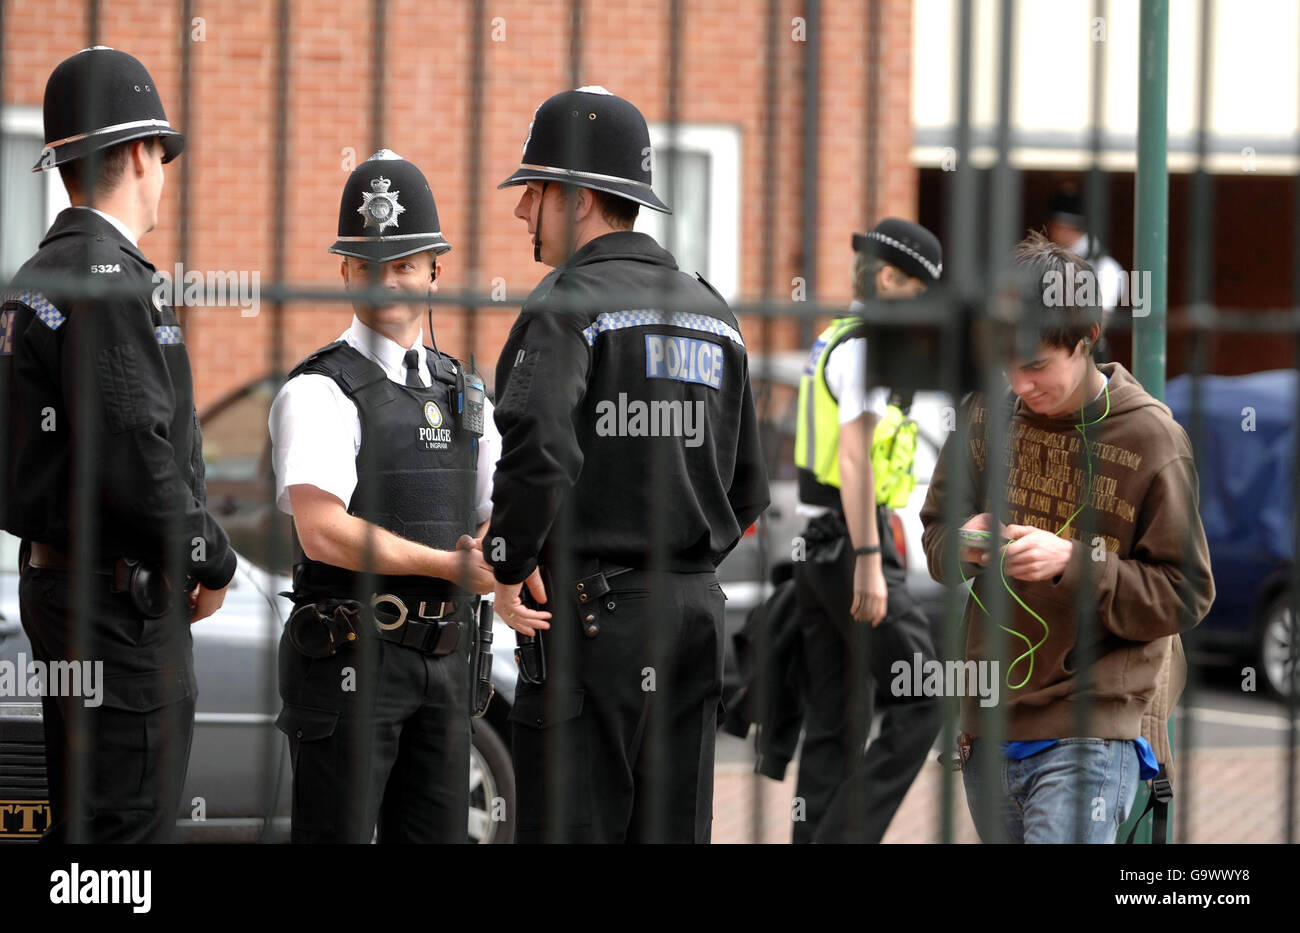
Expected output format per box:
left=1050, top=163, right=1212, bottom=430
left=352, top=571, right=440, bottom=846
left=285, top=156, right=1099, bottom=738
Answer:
left=555, top=184, right=639, bottom=230
left=591, top=189, right=639, bottom=229
left=851, top=252, right=887, bottom=301
left=57, top=137, right=159, bottom=200
left=1007, top=229, right=1101, bottom=354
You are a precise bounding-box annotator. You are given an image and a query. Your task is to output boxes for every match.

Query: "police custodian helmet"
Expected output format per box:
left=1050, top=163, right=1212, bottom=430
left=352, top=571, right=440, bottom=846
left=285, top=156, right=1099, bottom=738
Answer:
left=330, top=149, right=451, bottom=262
left=851, top=218, right=943, bottom=284
left=499, top=86, right=671, bottom=214
left=34, top=46, right=185, bottom=172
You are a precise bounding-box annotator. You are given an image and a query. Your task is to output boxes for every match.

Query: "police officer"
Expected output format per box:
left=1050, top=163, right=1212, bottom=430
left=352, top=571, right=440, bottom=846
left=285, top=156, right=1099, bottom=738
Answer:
left=0, top=47, right=236, bottom=842
left=791, top=218, right=944, bottom=843
left=488, top=87, right=770, bottom=843
left=269, top=149, right=498, bottom=843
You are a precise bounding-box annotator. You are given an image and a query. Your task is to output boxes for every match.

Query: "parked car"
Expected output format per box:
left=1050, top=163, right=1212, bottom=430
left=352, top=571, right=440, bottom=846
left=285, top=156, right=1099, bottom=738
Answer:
left=1166, top=369, right=1296, bottom=699
left=0, top=376, right=521, bottom=843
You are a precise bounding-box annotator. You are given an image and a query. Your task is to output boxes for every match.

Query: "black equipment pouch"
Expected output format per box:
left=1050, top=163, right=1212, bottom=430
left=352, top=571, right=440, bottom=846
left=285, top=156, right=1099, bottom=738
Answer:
left=287, top=598, right=363, bottom=659
left=571, top=564, right=633, bottom=638
left=513, top=568, right=550, bottom=684
left=471, top=599, right=495, bottom=717
left=514, top=630, right=546, bottom=685
left=115, top=560, right=175, bottom=619
left=803, top=512, right=849, bottom=564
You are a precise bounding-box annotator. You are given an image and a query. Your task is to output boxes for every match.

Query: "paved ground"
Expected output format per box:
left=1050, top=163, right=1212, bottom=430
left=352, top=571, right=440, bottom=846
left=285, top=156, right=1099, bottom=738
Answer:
left=711, top=741, right=1300, bottom=844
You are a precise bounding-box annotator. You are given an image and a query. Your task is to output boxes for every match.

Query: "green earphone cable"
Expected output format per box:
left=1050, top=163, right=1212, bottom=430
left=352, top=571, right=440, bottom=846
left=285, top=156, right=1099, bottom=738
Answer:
left=960, top=380, right=1111, bottom=690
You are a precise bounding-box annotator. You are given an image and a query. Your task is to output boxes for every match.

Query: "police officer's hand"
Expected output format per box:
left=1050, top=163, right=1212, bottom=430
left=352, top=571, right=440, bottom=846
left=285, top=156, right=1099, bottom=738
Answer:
left=452, top=535, right=497, bottom=595
left=188, top=583, right=228, bottom=624
left=494, top=570, right=551, bottom=636
left=851, top=555, right=888, bottom=626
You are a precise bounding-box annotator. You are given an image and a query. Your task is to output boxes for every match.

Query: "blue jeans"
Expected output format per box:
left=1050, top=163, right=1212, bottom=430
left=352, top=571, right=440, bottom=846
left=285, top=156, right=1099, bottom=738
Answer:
left=962, top=737, right=1140, bottom=844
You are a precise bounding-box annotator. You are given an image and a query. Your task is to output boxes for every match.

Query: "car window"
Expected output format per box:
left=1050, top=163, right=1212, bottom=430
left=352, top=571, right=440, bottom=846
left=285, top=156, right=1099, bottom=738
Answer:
left=203, top=381, right=278, bottom=481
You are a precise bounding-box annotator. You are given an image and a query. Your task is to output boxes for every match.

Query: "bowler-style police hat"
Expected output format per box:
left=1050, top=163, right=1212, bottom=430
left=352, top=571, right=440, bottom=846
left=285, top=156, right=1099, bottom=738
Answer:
left=498, top=87, right=671, bottom=213
left=330, top=149, right=451, bottom=262
left=34, top=46, right=185, bottom=172
left=851, top=218, right=943, bottom=284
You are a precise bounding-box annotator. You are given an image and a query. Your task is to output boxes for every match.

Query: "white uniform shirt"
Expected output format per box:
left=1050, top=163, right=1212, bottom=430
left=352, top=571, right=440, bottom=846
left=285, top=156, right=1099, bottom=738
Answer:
left=269, top=315, right=499, bottom=526
left=797, top=309, right=891, bottom=517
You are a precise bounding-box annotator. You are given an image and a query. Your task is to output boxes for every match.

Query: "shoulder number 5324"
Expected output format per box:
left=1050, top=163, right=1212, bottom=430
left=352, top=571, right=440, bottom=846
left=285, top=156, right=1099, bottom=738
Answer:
left=90, top=263, right=121, bottom=273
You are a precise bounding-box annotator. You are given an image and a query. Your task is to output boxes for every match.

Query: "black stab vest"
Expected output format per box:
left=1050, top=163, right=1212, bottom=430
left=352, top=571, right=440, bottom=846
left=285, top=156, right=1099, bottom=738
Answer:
left=287, top=340, right=477, bottom=601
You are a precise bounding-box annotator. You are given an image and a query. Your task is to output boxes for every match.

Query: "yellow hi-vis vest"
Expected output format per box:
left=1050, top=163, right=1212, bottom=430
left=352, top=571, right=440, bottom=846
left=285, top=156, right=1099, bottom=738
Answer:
left=794, top=317, right=918, bottom=509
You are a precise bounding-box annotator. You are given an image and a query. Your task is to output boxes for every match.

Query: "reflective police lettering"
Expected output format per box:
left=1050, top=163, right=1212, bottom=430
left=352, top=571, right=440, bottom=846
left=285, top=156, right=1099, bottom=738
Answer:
left=0, top=306, right=14, bottom=356
left=418, top=400, right=453, bottom=449
left=645, top=334, right=723, bottom=389
left=803, top=336, right=827, bottom=375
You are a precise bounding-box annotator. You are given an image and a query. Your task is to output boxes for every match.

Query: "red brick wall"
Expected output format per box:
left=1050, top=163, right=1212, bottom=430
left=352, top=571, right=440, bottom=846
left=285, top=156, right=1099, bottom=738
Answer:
left=5, top=0, right=918, bottom=407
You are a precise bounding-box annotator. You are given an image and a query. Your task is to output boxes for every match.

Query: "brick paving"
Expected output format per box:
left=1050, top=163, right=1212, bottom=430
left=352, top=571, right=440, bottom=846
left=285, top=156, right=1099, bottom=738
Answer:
left=711, top=745, right=1300, bottom=844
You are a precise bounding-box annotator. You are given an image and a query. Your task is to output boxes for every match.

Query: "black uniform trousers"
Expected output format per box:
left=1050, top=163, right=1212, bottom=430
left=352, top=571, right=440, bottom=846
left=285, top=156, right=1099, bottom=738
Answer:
left=276, top=606, right=472, bottom=844
left=18, top=565, right=196, bottom=844
left=793, top=507, right=942, bottom=844
left=510, top=567, right=726, bottom=844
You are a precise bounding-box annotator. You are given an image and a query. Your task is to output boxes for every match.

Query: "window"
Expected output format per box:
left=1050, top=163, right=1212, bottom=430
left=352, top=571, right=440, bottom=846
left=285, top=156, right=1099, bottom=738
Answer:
left=1, top=107, right=69, bottom=278
left=637, top=124, right=741, bottom=300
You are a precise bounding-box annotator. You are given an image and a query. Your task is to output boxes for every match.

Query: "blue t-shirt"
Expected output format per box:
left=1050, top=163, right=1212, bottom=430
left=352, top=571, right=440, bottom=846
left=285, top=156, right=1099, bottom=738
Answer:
left=1003, top=738, right=1161, bottom=780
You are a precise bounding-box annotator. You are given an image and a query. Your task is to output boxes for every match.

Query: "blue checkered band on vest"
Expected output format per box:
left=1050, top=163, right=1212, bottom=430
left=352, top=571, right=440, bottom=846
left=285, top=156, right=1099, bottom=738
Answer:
left=16, top=291, right=66, bottom=331
left=581, top=309, right=744, bottom=347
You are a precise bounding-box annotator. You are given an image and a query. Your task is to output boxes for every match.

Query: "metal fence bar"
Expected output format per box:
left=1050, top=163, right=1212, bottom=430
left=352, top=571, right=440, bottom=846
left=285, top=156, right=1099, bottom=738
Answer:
left=8, top=0, right=1299, bottom=849
left=746, top=0, right=784, bottom=846
left=797, top=0, right=821, bottom=349
left=935, top=0, right=978, bottom=847
left=258, top=0, right=293, bottom=844
left=1132, top=0, right=1169, bottom=397
left=1287, top=0, right=1300, bottom=847
left=1170, top=0, right=1217, bottom=846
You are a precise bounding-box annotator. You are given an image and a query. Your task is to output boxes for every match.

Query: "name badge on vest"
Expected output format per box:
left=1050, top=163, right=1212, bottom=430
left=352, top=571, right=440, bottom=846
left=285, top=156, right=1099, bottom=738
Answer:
left=419, top=399, right=454, bottom=450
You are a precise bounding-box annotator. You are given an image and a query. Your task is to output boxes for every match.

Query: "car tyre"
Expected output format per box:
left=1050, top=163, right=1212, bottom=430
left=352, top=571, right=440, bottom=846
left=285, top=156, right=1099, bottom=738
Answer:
left=1257, top=591, right=1297, bottom=701
left=469, top=719, right=516, bottom=843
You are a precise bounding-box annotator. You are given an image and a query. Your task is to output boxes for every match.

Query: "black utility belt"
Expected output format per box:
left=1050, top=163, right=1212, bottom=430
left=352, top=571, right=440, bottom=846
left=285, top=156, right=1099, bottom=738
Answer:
left=25, top=541, right=191, bottom=619
left=287, top=593, right=466, bottom=659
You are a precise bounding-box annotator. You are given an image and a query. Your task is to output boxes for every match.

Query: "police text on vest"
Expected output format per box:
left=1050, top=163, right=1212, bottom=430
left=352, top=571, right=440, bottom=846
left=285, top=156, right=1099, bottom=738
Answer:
left=645, top=334, right=723, bottom=389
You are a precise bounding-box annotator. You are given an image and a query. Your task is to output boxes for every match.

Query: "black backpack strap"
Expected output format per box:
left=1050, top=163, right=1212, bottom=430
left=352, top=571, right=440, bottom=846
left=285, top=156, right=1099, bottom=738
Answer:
left=1124, top=765, right=1173, bottom=844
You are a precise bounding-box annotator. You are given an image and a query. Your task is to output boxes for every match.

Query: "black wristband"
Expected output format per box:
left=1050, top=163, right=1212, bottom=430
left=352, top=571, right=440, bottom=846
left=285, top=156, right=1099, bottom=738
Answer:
left=853, top=545, right=881, bottom=557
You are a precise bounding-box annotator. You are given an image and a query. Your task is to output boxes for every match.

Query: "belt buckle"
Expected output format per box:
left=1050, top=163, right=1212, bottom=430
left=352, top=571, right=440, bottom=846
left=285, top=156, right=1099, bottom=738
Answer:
left=415, top=600, right=450, bottom=621
left=371, top=593, right=409, bottom=631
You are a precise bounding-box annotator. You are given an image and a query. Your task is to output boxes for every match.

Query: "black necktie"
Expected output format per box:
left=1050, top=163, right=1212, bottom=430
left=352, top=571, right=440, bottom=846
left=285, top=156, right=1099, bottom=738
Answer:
left=403, top=349, right=423, bottom=388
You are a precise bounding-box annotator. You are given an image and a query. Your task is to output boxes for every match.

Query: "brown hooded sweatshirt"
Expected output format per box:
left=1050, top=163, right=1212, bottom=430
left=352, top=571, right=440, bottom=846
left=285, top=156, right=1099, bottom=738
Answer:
left=920, top=362, right=1215, bottom=743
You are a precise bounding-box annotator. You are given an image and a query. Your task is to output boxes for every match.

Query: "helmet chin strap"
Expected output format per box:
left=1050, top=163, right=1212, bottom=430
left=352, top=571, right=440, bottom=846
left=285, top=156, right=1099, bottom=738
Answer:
left=533, top=181, right=547, bottom=263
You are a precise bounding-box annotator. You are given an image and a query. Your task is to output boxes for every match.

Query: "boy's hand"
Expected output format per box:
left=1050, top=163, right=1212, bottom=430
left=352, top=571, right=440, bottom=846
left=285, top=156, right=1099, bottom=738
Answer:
left=1001, top=524, right=1073, bottom=582
left=958, top=513, right=1009, bottom=567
